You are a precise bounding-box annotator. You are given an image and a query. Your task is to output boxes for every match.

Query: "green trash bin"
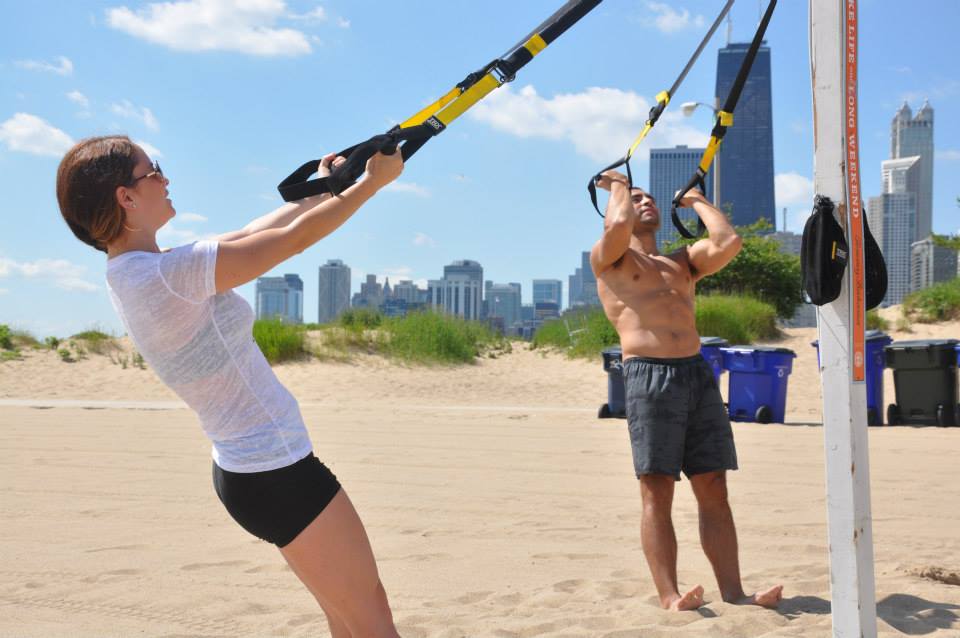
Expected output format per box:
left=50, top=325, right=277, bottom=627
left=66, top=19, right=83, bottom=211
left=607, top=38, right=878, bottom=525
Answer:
left=885, top=339, right=959, bottom=426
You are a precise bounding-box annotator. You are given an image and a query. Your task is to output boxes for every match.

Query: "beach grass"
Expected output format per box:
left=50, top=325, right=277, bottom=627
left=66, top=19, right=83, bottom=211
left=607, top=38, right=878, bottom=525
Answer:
left=253, top=319, right=308, bottom=364
left=70, top=328, right=119, bottom=355
left=258, top=311, right=508, bottom=365
left=902, top=277, right=960, bottom=323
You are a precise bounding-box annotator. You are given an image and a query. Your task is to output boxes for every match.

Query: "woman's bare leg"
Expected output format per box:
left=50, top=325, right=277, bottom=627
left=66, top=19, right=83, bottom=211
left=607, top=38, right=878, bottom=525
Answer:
left=280, top=489, right=399, bottom=637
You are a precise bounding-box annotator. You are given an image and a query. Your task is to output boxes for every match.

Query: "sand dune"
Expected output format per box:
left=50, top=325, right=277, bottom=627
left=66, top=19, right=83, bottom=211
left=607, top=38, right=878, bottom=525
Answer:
left=1, top=318, right=958, bottom=637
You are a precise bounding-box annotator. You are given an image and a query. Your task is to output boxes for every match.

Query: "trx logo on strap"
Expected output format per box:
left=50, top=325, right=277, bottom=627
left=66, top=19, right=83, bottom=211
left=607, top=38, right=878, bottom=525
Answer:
left=425, top=116, right=445, bottom=133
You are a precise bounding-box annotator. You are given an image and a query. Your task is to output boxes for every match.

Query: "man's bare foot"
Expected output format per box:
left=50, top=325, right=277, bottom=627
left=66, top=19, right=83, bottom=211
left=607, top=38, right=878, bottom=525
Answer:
left=735, top=585, right=783, bottom=608
left=665, top=585, right=705, bottom=611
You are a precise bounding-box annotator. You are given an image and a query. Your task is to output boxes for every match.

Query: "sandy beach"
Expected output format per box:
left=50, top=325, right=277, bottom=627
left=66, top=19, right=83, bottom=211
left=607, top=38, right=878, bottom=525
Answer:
left=2, top=318, right=959, bottom=637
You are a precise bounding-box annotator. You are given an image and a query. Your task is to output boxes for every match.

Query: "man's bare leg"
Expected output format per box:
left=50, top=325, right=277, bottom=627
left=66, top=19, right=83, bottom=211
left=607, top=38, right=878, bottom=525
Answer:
left=639, top=474, right=704, bottom=611
left=689, top=471, right=782, bottom=608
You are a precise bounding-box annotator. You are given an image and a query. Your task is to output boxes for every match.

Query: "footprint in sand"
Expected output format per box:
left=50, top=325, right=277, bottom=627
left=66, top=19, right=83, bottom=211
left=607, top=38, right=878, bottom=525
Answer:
left=81, top=568, right=145, bottom=584
left=287, top=613, right=324, bottom=627
left=180, top=560, right=249, bottom=571
left=532, top=552, right=607, bottom=561
left=84, top=544, right=147, bottom=553
left=553, top=579, right=588, bottom=594
left=453, top=591, right=494, bottom=604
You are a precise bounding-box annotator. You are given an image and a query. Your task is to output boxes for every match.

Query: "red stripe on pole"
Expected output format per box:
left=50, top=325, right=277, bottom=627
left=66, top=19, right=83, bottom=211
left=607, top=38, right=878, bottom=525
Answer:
left=845, top=0, right=866, bottom=382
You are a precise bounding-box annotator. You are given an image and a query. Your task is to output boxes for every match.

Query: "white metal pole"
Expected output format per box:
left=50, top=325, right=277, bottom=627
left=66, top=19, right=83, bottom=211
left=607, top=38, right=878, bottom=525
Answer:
left=809, top=1, right=877, bottom=636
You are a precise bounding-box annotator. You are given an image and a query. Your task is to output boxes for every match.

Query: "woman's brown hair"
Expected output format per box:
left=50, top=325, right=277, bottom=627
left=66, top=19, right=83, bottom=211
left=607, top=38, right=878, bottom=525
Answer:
left=56, top=135, right=138, bottom=253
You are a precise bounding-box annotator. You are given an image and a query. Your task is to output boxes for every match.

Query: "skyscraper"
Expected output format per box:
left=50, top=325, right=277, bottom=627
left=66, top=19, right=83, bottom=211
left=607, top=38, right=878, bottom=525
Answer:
left=429, top=260, right=484, bottom=320
left=715, top=41, right=775, bottom=228
left=891, top=101, right=934, bottom=241
left=255, top=274, right=303, bottom=324
left=649, top=146, right=714, bottom=245
left=911, top=238, right=958, bottom=293
left=317, top=259, right=351, bottom=323
left=486, top=283, right=522, bottom=334
left=568, top=251, right=599, bottom=307
left=532, top=279, right=563, bottom=307
left=869, top=157, right=920, bottom=305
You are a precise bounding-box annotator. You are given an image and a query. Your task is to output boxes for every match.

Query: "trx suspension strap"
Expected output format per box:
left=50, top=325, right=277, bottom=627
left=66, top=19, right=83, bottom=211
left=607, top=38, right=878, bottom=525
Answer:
left=670, top=0, right=777, bottom=239
left=278, top=0, right=602, bottom=202
left=587, top=0, right=735, bottom=217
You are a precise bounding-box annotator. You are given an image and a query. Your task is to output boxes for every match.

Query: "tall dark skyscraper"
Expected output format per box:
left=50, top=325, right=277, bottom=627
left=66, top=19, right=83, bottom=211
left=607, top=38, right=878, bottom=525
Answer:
left=649, top=145, right=714, bottom=245
left=715, top=41, right=775, bottom=228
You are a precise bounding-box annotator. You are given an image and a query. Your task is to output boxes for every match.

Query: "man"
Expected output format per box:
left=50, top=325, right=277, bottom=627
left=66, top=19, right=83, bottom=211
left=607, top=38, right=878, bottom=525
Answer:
left=591, top=170, right=782, bottom=612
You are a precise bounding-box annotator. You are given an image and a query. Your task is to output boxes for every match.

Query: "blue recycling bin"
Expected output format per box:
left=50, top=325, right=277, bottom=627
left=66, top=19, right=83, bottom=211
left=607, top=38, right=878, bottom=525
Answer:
left=700, top=336, right=729, bottom=384
left=721, top=346, right=797, bottom=423
left=812, top=330, right=892, bottom=425
left=599, top=346, right=626, bottom=419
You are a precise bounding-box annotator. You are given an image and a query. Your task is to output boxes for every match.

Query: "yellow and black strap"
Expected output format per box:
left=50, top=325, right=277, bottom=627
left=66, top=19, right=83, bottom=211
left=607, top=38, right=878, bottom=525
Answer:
left=279, top=0, right=602, bottom=202
left=588, top=0, right=734, bottom=217
left=670, top=0, right=777, bottom=239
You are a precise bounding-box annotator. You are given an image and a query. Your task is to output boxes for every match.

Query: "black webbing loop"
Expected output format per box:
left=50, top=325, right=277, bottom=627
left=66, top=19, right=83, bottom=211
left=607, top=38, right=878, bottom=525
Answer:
left=670, top=171, right=708, bottom=239
left=587, top=0, right=733, bottom=218
left=671, top=0, right=778, bottom=238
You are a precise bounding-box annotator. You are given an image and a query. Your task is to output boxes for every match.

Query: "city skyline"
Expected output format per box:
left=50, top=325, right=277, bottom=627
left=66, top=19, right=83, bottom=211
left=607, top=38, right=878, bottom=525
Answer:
left=2, top=2, right=958, bottom=337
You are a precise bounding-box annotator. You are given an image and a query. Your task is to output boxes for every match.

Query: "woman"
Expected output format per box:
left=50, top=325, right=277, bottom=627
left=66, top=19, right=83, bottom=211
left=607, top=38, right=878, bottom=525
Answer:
left=56, top=135, right=404, bottom=637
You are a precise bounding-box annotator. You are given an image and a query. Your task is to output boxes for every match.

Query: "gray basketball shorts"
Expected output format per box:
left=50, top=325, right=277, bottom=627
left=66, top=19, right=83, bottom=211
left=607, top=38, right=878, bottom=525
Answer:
left=623, top=354, right=738, bottom=480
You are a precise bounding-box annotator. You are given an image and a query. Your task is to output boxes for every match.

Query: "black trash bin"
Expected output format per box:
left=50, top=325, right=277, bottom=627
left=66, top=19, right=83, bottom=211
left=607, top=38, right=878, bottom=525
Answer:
left=599, top=346, right=626, bottom=419
left=885, top=339, right=959, bottom=426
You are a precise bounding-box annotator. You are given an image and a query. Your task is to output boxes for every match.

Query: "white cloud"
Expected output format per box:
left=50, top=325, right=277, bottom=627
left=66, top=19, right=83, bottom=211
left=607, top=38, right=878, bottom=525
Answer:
left=67, top=90, right=90, bottom=108
left=15, top=56, right=74, bottom=76
left=469, top=84, right=707, bottom=163
left=336, top=17, right=350, bottom=28
left=0, top=288, right=8, bottom=295
left=157, top=222, right=214, bottom=245
left=178, top=212, right=208, bottom=223
left=936, top=149, right=960, bottom=161
left=641, top=3, right=705, bottom=34
left=111, top=100, right=159, bottom=131
left=289, top=6, right=326, bottom=22
left=412, top=232, right=436, bottom=247
left=106, top=0, right=312, bottom=57
left=775, top=172, right=815, bottom=206
left=134, top=139, right=164, bottom=159
left=0, top=257, right=98, bottom=292
left=383, top=181, right=430, bottom=197
left=0, top=113, right=74, bottom=157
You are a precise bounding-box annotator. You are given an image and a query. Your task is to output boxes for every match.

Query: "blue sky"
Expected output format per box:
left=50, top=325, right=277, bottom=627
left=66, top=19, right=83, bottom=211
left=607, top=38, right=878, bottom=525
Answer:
left=1, top=0, right=958, bottom=337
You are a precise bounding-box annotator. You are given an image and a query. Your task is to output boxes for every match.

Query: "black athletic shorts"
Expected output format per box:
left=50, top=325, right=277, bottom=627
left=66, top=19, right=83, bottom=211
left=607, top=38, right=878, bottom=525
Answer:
left=624, top=354, right=738, bottom=480
left=212, top=453, right=341, bottom=547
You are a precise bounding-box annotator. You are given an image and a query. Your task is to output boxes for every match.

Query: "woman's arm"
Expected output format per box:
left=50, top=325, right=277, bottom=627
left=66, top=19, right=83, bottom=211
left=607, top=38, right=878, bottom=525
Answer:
left=214, top=153, right=345, bottom=242
left=214, top=151, right=402, bottom=293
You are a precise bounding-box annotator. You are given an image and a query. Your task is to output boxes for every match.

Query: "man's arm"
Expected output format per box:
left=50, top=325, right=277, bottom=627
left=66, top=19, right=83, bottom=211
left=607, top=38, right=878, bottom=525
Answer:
left=590, top=171, right=636, bottom=277
left=681, top=190, right=742, bottom=280
left=214, top=153, right=344, bottom=242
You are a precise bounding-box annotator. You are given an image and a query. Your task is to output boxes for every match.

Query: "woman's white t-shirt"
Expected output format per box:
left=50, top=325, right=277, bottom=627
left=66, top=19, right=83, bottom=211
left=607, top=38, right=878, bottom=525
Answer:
left=106, top=240, right=312, bottom=473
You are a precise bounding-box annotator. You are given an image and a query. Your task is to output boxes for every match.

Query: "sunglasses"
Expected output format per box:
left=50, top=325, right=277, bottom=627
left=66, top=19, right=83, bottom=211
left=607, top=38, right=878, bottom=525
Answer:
left=129, top=160, right=163, bottom=185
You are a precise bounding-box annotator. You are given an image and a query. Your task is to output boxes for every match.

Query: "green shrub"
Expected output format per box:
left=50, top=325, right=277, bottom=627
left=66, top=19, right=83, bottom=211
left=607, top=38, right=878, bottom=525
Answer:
left=45, top=336, right=61, bottom=350
left=663, top=219, right=803, bottom=319
left=252, top=319, right=307, bottom=364
left=695, top=294, right=779, bottom=344
left=70, top=328, right=117, bottom=354
left=338, top=308, right=383, bottom=330
left=58, top=348, right=74, bottom=363
left=383, top=311, right=504, bottom=364
left=866, top=309, right=889, bottom=331
left=902, top=277, right=960, bottom=323
left=0, top=325, right=12, bottom=350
